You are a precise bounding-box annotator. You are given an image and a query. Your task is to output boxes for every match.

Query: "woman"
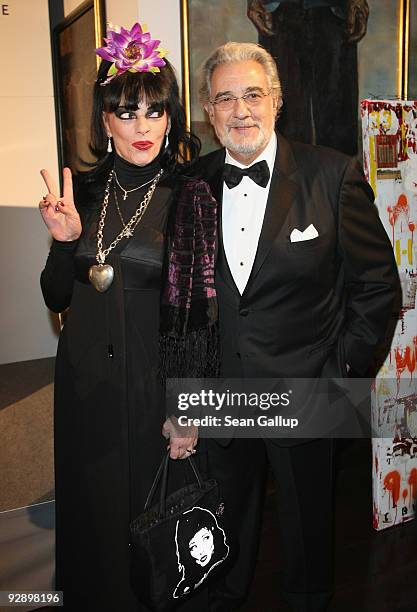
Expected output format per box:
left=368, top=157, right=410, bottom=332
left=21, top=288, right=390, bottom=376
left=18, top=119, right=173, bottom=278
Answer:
left=39, top=23, right=217, bottom=611
left=174, top=507, right=230, bottom=599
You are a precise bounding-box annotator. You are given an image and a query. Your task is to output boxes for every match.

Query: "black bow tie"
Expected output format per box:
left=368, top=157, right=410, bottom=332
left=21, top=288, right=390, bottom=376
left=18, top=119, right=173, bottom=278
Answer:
left=223, top=160, right=270, bottom=189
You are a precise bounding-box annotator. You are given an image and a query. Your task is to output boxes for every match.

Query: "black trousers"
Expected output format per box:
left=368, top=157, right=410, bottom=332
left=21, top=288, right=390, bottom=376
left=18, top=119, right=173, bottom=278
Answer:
left=260, top=4, right=359, bottom=155
left=202, top=438, right=335, bottom=612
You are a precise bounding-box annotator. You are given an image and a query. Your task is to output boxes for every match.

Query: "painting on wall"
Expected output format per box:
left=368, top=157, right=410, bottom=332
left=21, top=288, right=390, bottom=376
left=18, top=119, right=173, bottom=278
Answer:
left=54, top=0, right=106, bottom=175
left=182, top=0, right=415, bottom=156
left=362, top=98, right=417, bottom=530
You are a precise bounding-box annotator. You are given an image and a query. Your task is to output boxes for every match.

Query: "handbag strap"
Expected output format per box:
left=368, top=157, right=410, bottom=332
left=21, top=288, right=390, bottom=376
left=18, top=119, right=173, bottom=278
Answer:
left=144, top=451, right=169, bottom=511
left=143, top=450, right=204, bottom=515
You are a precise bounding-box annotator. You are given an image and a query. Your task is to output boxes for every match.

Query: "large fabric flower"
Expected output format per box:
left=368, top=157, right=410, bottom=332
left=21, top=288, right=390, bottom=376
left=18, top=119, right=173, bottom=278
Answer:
left=96, top=22, right=167, bottom=84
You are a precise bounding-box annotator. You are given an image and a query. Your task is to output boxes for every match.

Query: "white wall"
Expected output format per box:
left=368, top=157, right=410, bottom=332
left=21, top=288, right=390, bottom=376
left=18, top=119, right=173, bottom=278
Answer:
left=137, top=0, right=183, bottom=89
left=0, top=0, right=60, bottom=364
left=105, top=0, right=138, bottom=28
left=0, top=0, right=59, bottom=207
left=0, top=208, right=60, bottom=364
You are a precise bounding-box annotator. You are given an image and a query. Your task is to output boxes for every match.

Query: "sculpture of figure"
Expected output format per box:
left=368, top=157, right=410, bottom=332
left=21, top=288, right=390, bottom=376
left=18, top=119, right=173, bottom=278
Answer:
left=247, top=0, right=369, bottom=154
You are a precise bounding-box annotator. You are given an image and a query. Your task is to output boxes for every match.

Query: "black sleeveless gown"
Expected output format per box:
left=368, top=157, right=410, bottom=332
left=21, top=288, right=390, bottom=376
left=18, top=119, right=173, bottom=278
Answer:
left=41, top=156, right=208, bottom=611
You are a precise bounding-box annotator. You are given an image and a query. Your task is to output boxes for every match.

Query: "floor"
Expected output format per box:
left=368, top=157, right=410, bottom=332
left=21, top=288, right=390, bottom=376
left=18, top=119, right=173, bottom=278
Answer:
left=0, top=357, right=55, bottom=512
left=241, top=440, right=417, bottom=612
left=2, top=359, right=417, bottom=611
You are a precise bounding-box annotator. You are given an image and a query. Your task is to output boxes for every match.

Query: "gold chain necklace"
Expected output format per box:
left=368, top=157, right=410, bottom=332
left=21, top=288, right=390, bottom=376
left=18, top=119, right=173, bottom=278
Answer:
left=88, top=168, right=163, bottom=292
left=113, top=183, right=132, bottom=236
left=113, top=169, right=159, bottom=200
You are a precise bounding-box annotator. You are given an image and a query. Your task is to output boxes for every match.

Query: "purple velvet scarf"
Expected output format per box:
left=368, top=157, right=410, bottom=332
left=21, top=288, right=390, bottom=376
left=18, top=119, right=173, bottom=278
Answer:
left=159, top=178, right=219, bottom=378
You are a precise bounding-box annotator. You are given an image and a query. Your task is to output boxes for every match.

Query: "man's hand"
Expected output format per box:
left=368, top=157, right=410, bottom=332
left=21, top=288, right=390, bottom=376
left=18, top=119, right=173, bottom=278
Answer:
left=162, top=416, right=198, bottom=460
left=247, top=0, right=275, bottom=36
left=346, top=0, right=369, bottom=43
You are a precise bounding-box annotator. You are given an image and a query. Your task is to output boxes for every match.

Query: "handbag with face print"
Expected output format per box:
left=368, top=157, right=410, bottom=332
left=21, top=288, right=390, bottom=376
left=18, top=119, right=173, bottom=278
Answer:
left=130, top=451, right=234, bottom=611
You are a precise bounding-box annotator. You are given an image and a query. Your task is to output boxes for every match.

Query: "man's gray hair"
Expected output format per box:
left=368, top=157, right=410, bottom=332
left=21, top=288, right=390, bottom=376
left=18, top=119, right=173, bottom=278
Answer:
left=199, top=42, right=282, bottom=105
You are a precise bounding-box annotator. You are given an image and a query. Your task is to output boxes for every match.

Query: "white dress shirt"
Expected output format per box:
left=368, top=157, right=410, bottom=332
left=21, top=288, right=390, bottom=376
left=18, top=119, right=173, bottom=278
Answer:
left=222, top=132, right=277, bottom=294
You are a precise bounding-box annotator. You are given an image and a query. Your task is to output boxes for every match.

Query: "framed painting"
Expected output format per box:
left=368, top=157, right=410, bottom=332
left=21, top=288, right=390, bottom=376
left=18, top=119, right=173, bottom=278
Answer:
left=181, top=0, right=416, bottom=155
left=53, top=0, right=106, bottom=175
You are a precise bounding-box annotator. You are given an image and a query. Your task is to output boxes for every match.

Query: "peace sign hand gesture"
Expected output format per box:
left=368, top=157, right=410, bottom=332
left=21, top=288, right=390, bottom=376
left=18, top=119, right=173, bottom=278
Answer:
left=39, top=167, right=82, bottom=242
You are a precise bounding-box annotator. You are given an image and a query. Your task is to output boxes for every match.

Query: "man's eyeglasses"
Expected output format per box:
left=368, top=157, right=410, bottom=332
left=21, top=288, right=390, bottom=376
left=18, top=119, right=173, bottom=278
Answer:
left=209, top=89, right=273, bottom=111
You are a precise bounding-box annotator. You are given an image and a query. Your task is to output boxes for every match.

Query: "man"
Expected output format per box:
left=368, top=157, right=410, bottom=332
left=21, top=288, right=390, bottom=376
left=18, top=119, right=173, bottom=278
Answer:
left=194, top=42, right=400, bottom=611
left=247, top=0, right=369, bottom=155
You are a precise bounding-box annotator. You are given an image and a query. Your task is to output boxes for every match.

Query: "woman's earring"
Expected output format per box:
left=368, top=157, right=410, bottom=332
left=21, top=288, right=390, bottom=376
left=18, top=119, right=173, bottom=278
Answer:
left=107, top=136, right=112, bottom=153
left=165, top=119, right=171, bottom=150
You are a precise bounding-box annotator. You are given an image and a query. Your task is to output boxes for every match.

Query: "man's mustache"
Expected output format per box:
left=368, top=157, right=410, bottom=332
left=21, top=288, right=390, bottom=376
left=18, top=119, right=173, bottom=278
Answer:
left=226, top=122, right=259, bottom=130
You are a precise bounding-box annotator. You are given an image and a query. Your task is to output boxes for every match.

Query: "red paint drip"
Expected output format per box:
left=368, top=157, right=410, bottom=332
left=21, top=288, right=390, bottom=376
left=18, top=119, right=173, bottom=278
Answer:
left=384, top=470, right=401, bottom=507
left=394, top=336, right=417, bottom=384
left=408, top=467, right=417, bottom=501
left=387, top=194, right=409, bottom=244
left=373, top=503, right=379, bottom=530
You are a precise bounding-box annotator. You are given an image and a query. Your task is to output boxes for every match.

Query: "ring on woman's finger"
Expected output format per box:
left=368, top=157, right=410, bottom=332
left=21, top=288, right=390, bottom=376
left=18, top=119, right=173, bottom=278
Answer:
left=55, top=205, right=60, bottom=212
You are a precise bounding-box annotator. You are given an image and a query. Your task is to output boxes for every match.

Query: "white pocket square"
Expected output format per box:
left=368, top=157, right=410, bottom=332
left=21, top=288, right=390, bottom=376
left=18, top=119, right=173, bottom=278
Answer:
left=290, top=224, right=319, bottom=242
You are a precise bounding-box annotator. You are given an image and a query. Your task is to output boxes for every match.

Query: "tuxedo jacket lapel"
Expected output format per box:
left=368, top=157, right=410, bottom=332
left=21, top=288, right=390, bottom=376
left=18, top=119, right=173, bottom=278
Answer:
left=202, top=149, right=241, bottom=297
left=201, top=148, right=225, bottom=204
left=243, top=133, right=299, bottom=295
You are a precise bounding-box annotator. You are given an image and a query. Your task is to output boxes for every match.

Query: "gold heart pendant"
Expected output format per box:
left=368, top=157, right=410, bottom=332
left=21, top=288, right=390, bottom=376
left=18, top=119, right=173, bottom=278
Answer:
left=88, top=264, right=114, bottom=292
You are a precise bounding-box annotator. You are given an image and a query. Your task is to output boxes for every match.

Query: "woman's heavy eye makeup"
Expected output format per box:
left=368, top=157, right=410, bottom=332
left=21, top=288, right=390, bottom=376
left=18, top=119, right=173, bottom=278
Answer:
left=114, top=103, right=165, bottom=120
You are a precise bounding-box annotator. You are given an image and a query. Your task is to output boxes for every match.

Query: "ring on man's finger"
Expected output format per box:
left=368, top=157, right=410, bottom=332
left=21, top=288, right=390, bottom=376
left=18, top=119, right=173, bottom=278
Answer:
left=186, top=448, right=196, bottom=454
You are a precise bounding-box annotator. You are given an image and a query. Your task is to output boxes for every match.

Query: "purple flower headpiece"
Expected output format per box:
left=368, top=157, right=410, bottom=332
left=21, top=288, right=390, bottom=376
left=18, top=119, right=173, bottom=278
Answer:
left=95, top=22, right=167, bottom=85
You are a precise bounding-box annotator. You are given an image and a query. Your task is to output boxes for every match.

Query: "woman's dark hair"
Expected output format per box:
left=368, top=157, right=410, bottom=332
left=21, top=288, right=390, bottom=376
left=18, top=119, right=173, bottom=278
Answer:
left=92, top=58, right=199, bottom=170
left=76, top=58, right=200, bottom=205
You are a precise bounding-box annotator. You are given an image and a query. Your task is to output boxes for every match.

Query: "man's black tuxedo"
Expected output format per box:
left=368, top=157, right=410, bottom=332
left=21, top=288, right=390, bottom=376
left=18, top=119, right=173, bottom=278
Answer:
left=199, top=133, right=398, bottom=382
left=194, top=133, right=400, bottom=612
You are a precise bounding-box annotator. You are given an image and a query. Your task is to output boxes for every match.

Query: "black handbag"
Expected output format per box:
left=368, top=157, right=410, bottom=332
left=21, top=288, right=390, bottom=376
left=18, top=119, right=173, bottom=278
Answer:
left=130, top=451, right=232, bottom=611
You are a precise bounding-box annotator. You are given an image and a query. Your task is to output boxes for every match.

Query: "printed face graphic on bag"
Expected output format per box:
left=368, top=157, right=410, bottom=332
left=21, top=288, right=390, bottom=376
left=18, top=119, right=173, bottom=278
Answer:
left=188, top=527, right=214, bottom=566
left=173, top=506, right=230, bottom=599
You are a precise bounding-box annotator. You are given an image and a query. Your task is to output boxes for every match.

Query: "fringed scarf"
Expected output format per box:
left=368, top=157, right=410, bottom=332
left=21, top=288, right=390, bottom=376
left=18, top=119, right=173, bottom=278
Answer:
left=159, top=177, right=219, bottom=378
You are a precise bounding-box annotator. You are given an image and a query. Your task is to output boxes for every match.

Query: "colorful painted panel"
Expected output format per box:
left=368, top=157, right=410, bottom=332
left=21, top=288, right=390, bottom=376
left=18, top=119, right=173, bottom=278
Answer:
left=362, top=99, right=417, bottom=530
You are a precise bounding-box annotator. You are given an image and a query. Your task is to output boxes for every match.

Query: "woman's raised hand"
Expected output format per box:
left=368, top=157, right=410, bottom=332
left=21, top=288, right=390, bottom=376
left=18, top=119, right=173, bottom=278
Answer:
left=39, top=167, right=82, bottom=242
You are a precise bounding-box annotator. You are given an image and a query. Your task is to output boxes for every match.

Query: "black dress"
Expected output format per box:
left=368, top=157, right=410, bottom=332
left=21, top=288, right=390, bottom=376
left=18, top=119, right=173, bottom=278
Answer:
left=41, top=155, right=208, bottom=611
